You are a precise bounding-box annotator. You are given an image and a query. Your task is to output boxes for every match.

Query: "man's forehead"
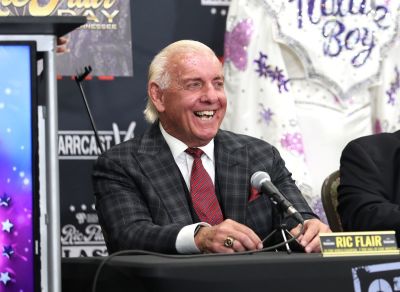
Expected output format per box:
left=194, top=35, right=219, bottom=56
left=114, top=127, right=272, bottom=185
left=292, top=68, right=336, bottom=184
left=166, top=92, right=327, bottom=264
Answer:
left=169, top=52, right=221, bottom=75
left=172, top=51, right=218, bottom=65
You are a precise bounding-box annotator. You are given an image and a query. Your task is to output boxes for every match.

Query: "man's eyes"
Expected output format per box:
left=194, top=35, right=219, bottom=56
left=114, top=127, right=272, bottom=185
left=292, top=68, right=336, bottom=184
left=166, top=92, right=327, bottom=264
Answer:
left=187, top=82, right=202, bottom=89
left=184, top=80, right=224, bottom=90
left=214, top=81, right=224, bottom=89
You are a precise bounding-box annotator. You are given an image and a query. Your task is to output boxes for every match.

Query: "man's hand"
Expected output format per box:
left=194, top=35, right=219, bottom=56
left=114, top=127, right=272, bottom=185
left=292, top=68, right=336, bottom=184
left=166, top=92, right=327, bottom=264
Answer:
left=290, top=219, right=331, bottom=253
left=194, top=219, right=263, bottom=253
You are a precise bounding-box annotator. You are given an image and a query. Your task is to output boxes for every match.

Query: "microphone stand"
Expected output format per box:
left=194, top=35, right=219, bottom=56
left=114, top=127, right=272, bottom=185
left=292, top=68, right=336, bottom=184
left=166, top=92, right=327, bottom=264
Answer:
left=278, top=223, right=292, bottom=254
left=74, top=65, right=104, bottom=154
left=262, top=207, right=293, bottom=254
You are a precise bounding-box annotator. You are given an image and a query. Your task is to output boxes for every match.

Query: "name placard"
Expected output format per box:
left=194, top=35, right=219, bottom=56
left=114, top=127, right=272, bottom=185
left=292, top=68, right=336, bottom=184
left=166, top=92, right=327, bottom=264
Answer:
left=320, top=231, right=399, bottom=257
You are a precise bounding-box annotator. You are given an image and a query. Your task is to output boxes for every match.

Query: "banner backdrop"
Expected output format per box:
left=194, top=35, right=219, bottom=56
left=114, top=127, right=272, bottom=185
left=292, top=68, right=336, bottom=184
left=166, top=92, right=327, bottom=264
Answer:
left=56, top=0, right=229, bottom=257
left=56, top=0, right=133, bottom=76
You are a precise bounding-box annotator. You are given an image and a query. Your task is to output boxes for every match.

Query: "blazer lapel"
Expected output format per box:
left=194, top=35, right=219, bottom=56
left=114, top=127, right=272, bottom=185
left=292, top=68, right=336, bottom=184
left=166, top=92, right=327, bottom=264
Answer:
left=215, top=130, right=249, bottom=224
left=137, top=124, right=193, bottom=225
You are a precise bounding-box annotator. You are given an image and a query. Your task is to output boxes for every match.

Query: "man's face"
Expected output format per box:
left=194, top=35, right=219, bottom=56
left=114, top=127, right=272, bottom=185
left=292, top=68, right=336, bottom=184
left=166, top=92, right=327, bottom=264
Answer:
left=152, top=51, right=227, bottom=147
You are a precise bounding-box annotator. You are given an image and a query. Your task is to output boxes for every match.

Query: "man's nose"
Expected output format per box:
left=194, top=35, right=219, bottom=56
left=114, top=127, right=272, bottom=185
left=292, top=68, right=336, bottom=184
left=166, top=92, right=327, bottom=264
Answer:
left=200, top=83, right=219, bottom=102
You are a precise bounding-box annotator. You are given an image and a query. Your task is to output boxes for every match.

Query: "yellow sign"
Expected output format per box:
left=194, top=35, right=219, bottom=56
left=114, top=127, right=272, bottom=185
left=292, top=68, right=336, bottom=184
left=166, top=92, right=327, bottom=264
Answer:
left=320, top=231, right=399, bottom=257
left=0, top=0, right=119, bottom=28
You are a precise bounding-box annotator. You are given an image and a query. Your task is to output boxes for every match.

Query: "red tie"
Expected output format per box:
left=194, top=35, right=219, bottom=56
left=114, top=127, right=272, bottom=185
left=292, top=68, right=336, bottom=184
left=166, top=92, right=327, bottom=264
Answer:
left=185, top=148, right=223, bottom=225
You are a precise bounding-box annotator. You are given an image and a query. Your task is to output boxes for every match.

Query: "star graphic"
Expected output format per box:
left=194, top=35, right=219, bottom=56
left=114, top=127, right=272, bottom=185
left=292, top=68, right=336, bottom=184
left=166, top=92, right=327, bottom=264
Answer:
left=254, top=52, right=269, bottom=78
left=278, top=79, right=290, bottom=93
left=0, top=193, right=11, bottom=207
left=270, top=67, right=284, bottom=82
left=2, top=220, right=13, bottom=233
left=2, top=246, right=14, bottom=259
left=387, top=93, right=396, bottom=105
left=0, top=272, right=11, bottom=285
left=260, top=107, right=274, bottom=125
left=254, top=52, right=290, bottom=92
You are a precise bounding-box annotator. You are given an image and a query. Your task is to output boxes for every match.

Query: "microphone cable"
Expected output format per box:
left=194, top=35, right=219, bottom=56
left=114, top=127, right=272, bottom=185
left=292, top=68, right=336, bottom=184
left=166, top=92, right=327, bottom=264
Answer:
left=91, top=223, right=304, bottom=292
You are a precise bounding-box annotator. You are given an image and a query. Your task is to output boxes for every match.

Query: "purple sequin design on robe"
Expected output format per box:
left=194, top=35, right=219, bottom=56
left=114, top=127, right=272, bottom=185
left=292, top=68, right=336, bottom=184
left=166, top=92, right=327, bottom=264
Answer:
left=224, top=19, right=254, bottom=71
left=280, top=132, right=305, bottom=156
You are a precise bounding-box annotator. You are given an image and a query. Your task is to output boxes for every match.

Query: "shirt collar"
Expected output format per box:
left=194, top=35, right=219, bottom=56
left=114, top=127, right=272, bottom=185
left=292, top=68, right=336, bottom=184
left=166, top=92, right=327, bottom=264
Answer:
left=159, top=123, right=214, bottom=161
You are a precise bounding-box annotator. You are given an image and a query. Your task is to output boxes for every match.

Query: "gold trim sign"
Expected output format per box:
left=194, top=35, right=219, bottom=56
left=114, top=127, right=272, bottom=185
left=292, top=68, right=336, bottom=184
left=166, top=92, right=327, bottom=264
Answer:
left=0, top=0, right=117, bottom=17
left=320, top=231, right=399, bottom=257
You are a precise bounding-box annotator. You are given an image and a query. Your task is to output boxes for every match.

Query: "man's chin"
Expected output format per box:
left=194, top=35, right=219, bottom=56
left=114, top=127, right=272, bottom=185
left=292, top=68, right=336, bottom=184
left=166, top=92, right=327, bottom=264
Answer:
left=195, top=131, right=218, bottom=144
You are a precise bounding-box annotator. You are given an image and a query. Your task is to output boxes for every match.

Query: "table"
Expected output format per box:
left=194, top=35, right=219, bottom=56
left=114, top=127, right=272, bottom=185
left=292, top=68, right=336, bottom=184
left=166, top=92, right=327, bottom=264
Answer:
left=62, top=252, right=400, bottom=292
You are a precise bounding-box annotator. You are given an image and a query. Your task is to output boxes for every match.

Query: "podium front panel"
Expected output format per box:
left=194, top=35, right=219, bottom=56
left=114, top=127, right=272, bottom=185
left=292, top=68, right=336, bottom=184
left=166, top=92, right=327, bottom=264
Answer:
left=0, top=42, right=39, bottom=292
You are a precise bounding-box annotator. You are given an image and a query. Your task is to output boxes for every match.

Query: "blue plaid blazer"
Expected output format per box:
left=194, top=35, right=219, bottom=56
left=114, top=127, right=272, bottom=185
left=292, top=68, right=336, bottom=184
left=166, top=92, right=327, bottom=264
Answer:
left=93, top=123, right=316, bottom=253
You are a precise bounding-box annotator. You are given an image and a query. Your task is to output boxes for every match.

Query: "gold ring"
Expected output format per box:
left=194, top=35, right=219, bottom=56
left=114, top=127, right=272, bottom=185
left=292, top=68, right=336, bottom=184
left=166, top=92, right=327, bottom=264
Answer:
left=224, top=236, right=235, bottom=248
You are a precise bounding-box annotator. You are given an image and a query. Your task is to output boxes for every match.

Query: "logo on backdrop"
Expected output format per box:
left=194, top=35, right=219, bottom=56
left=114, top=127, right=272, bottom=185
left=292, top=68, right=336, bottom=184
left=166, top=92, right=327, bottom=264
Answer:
left=0, top=0, right=133, bottom=76
left=201, top=0, right=230, bottom=16
left=59, top=121, right=135, bottom=257
left=58, top=121, right=136, bottom=159
left=61, top=203, right=107, bottom=257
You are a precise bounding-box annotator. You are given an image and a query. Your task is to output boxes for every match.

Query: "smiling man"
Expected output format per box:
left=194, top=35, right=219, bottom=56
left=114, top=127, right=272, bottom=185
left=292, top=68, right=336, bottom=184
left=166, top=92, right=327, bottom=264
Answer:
left=147, top=43, right=226, bottom=147
left=93, top=40, right=330, bottom=254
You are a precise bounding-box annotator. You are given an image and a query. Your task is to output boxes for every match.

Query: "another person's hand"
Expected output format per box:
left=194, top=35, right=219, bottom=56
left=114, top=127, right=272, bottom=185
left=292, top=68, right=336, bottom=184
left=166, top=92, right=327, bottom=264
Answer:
left=194, top=219, right=263, bottom=253
left=56, top=36, right=69, bottom=54
left=290, top=219, right=331, bottom=253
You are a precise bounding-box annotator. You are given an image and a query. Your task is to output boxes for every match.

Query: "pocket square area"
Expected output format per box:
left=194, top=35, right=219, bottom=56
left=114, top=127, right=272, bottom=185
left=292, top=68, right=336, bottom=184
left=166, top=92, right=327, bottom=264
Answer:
left=249, top=187, right=261, bottom=202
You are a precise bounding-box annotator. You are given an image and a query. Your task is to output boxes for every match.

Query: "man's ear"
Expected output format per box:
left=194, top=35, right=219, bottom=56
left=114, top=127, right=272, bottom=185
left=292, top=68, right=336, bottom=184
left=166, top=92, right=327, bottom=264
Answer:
left=148, top=82, right=165, bottom=112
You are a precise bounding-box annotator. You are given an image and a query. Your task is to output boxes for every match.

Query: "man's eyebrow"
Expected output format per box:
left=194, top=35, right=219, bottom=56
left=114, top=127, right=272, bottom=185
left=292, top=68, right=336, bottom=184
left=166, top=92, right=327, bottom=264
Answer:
left=181, top=77, right=203, bottom=84
left=180, top=75, right=224, bottom=83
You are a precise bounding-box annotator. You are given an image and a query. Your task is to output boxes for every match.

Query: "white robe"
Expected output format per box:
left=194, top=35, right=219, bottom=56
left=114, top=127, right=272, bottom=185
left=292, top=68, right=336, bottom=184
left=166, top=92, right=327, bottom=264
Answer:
left=222, top=0, right=400, bottom=220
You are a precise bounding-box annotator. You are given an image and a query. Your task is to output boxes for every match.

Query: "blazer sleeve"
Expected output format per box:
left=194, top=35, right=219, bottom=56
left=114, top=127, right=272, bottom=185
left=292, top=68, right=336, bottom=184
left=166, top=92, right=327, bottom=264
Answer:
left=269, top=146, right=317, bottom=228
left=93, top=154, right=182, bottom=254
left=338, top=140, right=400, bottom=237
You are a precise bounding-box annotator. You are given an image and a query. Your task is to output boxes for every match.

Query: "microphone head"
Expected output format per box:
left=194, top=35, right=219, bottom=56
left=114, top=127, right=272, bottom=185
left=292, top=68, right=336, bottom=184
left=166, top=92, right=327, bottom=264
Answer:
left=75, top=65, right=93, bottom=82
left=250, top=171, right=271, bottom=190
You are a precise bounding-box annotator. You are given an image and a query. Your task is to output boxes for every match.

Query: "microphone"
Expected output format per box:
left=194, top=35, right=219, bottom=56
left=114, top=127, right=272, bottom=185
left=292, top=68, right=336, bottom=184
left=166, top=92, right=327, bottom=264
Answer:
left=251, top=171, right=304, bottom=223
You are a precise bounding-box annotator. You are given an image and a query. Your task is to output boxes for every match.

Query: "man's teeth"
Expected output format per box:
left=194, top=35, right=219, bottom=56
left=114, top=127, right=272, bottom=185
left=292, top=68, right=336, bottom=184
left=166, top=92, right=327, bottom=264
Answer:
left=194, top=111, right=215, bottom=119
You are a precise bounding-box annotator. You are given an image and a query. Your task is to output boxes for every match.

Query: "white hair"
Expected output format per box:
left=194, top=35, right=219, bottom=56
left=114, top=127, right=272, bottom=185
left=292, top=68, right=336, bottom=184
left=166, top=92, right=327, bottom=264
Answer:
left=143, top=40, right=217, bottom=123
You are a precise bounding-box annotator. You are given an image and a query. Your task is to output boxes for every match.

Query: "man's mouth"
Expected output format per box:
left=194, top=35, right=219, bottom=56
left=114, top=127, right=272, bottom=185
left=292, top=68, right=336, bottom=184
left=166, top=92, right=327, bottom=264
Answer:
left=194, top=110, right=216, bottom=120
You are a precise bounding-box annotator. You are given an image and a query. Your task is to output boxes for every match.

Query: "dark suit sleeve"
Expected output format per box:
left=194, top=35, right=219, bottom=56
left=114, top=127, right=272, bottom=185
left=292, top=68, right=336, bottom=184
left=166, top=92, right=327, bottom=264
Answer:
left=269, top=146, right=317, bottom=228
left=93, top=154, right=182, bottom=254
left=338, top=140, right=400, bottom=237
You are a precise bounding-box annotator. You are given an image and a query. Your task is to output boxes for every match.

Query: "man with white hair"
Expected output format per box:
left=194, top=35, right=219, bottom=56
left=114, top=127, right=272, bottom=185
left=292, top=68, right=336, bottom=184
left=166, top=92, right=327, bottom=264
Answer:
left=93, top=40, right=330, bottom=254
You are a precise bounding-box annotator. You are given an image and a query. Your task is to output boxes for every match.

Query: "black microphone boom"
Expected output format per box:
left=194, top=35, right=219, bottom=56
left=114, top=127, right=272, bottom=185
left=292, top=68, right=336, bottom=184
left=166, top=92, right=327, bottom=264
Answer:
left=251, top=171, right=304, bottom=223
left=75, top=65, right=104, bottom=154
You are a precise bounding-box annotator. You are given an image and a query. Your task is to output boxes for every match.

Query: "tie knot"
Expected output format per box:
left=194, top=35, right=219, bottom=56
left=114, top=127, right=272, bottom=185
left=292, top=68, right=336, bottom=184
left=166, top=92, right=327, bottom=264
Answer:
left=185, top=147, right=203, bottom=159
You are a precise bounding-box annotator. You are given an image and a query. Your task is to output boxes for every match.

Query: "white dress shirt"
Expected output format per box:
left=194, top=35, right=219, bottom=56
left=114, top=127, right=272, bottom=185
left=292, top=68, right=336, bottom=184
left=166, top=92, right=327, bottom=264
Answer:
left=159, top=124, right=213, bottom=253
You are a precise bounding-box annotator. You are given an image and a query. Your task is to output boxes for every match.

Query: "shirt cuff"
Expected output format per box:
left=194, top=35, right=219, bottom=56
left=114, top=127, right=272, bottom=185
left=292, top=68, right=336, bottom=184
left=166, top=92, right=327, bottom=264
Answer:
left=175, top=222, right=210, bottom=254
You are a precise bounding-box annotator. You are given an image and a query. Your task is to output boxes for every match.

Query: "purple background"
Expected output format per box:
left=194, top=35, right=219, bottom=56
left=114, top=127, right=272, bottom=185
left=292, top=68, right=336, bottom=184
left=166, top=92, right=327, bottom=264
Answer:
left=0, top=45, right=35, bottom=292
